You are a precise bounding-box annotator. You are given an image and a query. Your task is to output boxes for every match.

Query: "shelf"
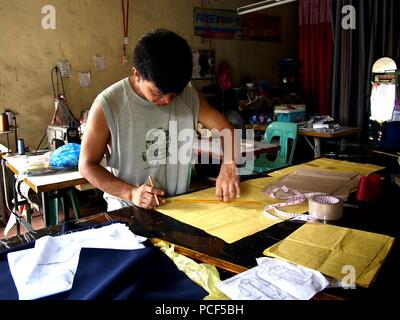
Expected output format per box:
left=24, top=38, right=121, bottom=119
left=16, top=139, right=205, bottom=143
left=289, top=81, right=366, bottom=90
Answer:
left=0, top=131, right=12, bottom=134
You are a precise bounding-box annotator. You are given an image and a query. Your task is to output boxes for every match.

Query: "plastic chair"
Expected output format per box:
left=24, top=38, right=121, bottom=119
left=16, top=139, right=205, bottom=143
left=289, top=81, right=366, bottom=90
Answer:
left=240, top=121, right=298, bottom=175
left=48, top=189, right=80, bottom=225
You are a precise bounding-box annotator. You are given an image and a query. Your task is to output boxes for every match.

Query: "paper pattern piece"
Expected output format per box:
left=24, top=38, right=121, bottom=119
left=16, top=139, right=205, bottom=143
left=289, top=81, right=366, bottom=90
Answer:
left=158, top=159, right=383, bottom=244
left=94, top=54, right=106, bottom=71
left=263, top=223, right=394, bottom=288
left=269, top=158, right=384, bottom=180
left=262, top=168, right=360, bottom=200
left=79, top=71, right=91, bottom=88
left=7, top=223, right=146, bottom=300
left=217, top=257, right=328, bottom=300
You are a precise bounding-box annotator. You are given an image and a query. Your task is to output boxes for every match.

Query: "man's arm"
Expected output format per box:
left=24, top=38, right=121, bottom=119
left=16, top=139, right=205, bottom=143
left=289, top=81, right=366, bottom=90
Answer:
left=197, top=90, right=241, bottom=201
left=78, top=101, right=164, bottom=209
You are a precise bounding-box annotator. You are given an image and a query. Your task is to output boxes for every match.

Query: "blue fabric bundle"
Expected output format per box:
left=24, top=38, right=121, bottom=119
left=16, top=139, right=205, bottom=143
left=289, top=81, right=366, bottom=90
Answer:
left=50, top=143, right=81, bottom=169
left=0, top=221, right=208, bottom=300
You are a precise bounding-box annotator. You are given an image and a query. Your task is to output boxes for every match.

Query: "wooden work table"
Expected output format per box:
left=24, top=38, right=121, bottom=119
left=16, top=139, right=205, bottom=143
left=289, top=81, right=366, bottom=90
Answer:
left=298, top=127, right=362, bottom=158
left=1, top=153, right=87, bottom=228
left=4, top=156, right=87, bottom=193
left=1, top=175, right=399, bottom=301
left=245, top=124, right=362, bottom=158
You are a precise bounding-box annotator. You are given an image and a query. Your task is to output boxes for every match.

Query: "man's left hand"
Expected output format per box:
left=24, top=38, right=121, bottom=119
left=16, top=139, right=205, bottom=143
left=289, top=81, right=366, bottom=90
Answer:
left=216, top=163, right=240, bottom=201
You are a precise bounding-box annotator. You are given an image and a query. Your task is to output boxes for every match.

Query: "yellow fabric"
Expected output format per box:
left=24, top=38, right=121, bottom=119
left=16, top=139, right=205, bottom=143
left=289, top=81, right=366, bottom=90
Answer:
left=157, top=158, right=384, bottom=244
left=159, top=177, right=284, bottom=243
left=263, top=223, right=394, bottom=288
left=269, top=158, right=384, bottom=178
left=155, top=241, right=229, bottom=300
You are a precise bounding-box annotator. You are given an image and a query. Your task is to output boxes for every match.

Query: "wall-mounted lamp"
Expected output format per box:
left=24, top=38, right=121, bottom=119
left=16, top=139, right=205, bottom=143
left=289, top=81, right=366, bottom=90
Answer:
left=237, top=0, right=298, bottom=15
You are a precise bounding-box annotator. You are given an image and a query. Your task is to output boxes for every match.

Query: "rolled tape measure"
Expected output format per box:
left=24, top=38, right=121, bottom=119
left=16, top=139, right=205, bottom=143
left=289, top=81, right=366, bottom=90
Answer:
left=308, top=195, right=343, bottom=221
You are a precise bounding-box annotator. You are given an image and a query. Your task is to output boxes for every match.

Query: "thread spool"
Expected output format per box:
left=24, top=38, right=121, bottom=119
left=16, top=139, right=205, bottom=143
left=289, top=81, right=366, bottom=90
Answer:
left=17, top=139, right=25, bottom=155
left=308, top=195, right=343, bottom=221
left=356, top=174, right=382, bottom=201
left=0, top=113, right=10, bottom=132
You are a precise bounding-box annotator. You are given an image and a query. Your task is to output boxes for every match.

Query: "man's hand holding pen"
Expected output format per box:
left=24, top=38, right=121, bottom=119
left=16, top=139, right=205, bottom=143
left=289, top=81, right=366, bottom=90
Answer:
left=131, top=183, right=166, bottom=210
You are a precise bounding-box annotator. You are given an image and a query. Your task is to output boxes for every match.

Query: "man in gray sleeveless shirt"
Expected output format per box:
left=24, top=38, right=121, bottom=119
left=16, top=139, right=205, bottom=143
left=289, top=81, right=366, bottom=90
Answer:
left=79, top=29, right=240, bottom=211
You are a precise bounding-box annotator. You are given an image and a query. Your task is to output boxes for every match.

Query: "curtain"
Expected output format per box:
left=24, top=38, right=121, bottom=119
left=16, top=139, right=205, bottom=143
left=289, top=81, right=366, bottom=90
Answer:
left=331, top=0, right=400, bottom=138
left=299, top=0, right=334, bottom=116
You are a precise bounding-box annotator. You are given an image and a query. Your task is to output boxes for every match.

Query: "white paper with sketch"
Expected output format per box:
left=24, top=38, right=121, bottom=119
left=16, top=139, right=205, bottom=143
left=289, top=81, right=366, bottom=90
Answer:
left=7, top=223, right=147, bottom=300
left=217, top=257, right=328, bottom=300
left=217, top=265, right=297, bottom=300
left=255, top=257, right=329, bottom=299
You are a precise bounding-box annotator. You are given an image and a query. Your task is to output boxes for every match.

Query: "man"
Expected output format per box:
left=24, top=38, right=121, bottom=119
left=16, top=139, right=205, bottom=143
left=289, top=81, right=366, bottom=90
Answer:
left=79, top=29, right=240, bottom=211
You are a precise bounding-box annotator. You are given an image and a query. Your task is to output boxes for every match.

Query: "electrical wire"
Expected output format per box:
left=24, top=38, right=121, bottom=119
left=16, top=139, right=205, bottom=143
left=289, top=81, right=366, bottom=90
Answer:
left=39, top=65, right=73, bottom=154
left=33, top=130, right=48, bottom=155
left=1, top=160, right=36, bottom=234
left=51, top=66, right=67, bottom=101
left=33, top=66, right=64, bottom=154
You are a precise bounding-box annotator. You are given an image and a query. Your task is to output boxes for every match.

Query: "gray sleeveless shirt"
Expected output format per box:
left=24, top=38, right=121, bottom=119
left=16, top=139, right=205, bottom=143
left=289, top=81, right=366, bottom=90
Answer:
left=95, top=77, right=200, bottom=210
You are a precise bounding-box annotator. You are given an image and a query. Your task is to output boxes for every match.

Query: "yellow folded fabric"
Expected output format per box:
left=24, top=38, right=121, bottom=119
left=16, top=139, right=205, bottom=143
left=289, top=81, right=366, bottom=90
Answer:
left=263, top=223, right=394, bottom=288
left=155, top=241, right=229, bottom=300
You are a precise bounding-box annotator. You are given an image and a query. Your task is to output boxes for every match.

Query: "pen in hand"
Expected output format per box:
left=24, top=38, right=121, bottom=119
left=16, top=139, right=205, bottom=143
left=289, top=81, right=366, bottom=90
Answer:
left=148, top=176, right=160, bottom=206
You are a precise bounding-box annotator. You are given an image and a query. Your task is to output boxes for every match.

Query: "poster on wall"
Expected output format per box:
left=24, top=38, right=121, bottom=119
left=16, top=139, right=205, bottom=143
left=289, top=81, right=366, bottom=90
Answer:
left=79, top=71, right=92, bottom=88
left=57, top=59, right=71, bottom=78
left=94, top=54, right=106, bottom=71
left=192, top=49, right=216, bottom=80
left=241, top=13, right=281, bottom=42
left=193, top=7, right=281, bottom=42
left=193, top=7, right=242, bottom=40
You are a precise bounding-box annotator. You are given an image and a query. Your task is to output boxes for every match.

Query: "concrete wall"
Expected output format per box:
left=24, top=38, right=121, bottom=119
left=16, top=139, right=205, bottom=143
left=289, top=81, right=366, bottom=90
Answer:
left=0, top=0, right=298, bottom=149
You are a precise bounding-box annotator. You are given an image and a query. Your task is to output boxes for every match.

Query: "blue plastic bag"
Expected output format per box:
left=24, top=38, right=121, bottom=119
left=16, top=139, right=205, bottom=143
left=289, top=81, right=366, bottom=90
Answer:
left=50, top=143, right=81, bottom=169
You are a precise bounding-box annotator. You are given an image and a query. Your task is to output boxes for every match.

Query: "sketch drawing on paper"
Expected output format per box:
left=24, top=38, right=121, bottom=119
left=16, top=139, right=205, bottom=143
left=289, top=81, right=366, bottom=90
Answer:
left=238, top=278, right=293, bottom=300
left=257, top=264, right=313, bottom=286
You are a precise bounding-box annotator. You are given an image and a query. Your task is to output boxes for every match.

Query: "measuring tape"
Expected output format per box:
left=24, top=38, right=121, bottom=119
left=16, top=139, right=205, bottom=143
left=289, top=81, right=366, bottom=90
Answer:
left=263, top=185, right=324, bottom=221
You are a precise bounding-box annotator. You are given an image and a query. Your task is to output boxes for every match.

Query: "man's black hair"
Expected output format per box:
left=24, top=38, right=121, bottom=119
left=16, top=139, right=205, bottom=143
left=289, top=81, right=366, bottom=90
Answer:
left=134, top=29, right=193, bottom=94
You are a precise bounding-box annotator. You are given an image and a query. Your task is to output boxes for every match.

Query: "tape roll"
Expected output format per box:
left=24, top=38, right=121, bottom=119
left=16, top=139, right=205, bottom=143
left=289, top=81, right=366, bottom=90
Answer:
left=308, top=195, right=343, bottom=221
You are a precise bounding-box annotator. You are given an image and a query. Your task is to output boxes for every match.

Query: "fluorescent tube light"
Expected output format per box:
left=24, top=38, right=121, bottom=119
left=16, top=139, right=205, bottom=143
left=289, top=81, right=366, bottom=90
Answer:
left=237, top=0, right=298, bottom=15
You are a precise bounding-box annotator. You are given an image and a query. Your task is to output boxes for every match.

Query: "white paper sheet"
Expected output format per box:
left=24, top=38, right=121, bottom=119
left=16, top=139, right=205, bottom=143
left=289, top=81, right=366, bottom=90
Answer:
left=94, top=54, right=106, bottom=71
left=7, top=223, right=146, bottom=300
left=217, top=257, right=329, bottom=300
left=78, top=71, right=91, bottom=88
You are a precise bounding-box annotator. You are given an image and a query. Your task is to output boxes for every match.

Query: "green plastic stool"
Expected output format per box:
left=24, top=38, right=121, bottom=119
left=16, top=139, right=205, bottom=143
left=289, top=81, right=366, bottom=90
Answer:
left=48, top=188, right=80, bottom=225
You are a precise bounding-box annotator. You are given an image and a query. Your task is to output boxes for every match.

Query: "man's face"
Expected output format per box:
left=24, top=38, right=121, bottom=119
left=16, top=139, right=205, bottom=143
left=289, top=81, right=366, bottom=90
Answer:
left=133, top=69, right=177, bottom=106
left=138, top=79, right=177, bottom=106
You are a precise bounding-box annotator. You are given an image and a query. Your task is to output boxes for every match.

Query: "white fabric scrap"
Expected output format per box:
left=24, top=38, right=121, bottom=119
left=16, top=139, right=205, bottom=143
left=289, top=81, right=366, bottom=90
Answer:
left=7, top=223, right=147, bottom=300
left=217, top=257, right=328, bottom=300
